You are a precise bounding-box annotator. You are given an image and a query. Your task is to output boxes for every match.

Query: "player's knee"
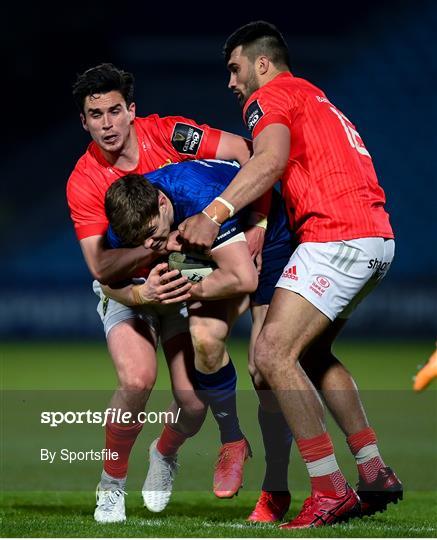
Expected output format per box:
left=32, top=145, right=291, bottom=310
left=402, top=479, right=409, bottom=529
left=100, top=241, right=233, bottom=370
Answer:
left=254, top=331, right=290, bottom=381
left=120, top=370, right=156, bottom=394
left=191, top=331, right=226, bottom=372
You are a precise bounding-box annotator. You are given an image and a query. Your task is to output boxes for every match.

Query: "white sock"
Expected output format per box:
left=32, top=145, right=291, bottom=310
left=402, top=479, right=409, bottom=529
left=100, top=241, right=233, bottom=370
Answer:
left=100, top=469, right=126, bottom=490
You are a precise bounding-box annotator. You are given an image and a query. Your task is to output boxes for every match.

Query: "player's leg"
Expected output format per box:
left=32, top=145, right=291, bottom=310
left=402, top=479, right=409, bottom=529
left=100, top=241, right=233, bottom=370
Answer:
left=247, top=303, right=292, bottom=522
left=299, top=238, right=401, bottom=517
left=246, top=214, right=295, bottom=522
left=255, top=288, right=361, bottom=529
left=301, top=318, right=402, bottom=516
left=163, top=335, right=207, bottom=436
left=142, top=318, right=208, bottom=512
left=300, top=318, right=370, bottom=437
left=255, top=239, right=388, bottom=529
left=96, top=315, right=159, bottom=523
left=263, top=237, right=399, bottom=528
left=188, top=297, right=251, bottom=498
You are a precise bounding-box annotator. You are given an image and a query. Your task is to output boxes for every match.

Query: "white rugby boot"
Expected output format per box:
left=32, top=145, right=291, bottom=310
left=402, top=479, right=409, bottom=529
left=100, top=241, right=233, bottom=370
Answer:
left=142, top=438, right=178, bottom=512
left=94, top=482, right=127, bottom=523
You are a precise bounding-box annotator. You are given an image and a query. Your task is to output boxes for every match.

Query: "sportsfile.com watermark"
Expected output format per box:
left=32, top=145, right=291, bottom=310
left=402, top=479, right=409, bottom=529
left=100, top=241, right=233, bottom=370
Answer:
left=40, top=407, right=181, bottom=427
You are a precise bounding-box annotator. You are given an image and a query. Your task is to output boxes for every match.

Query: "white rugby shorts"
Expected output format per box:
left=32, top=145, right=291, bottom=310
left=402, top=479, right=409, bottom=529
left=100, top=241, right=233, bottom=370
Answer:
left=275, top=237, right=395, bottom=321
left=93, top=280, right=189, bottom=343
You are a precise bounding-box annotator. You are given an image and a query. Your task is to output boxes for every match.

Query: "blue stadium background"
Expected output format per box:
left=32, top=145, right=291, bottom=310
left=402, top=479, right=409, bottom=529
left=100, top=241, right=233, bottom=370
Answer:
left=1, top=0, right=436, bottom=339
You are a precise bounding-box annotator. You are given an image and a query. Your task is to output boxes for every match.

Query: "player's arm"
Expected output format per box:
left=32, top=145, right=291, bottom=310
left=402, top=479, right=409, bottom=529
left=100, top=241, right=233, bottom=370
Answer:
left=80, top=235, right=161, bottom=285
left=215, top=130, right=252, bottom=165
left=100, top=263, right=192, bottom=306
left=179, top=124, right=290, bottom=252
left=67, top=171, right=161, bottom=284
left=219, top=124, right=290, bottom=209
left=216, top=130, right=271, bottom=267
left=189, top=237, right=258, bottom=301
left=215, top=129, right=271, bottom=218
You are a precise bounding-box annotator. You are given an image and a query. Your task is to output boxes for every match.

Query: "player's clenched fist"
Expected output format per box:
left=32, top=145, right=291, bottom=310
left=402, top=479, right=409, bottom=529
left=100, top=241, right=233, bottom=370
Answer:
left=178, top=213, right=219, bottom=254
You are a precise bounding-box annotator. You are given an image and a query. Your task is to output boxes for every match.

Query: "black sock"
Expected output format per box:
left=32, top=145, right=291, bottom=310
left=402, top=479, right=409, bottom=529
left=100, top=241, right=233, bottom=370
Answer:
left=258, top=405, right=292, bottom=492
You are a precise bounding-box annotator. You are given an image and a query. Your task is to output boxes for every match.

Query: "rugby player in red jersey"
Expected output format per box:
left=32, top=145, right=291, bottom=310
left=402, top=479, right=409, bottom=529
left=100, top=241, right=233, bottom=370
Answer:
left=179, top=22, right=403, bottom=528
left=67, top=63, right=261, bottom=522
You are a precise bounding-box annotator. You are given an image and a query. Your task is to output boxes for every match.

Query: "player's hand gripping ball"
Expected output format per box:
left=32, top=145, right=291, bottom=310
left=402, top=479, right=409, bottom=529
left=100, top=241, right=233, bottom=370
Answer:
left=168, top=252, right=217, bottom=283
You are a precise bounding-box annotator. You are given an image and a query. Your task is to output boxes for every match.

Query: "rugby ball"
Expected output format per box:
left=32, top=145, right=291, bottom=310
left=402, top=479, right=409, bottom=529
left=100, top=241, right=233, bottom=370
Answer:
left=168, top=252, right=217, bottom=283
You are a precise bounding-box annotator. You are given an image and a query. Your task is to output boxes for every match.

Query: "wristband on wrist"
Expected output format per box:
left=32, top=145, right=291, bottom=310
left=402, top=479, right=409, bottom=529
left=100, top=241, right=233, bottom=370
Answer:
left=215, top=197, right=235, bottom=217
left=202, top=210, right=221, bottom=226
left=256, top=217, right=268, bottom=229
left=203, top=197, right=235, bottom=226
left=131, top=284, right=147, bottom=305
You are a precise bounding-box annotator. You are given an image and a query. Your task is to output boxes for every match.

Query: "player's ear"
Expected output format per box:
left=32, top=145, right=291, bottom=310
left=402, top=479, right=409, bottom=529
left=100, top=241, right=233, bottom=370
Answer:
left=158, top=192, right=167, bottom=209
left=80, top=113, right=89, bottom=132
left=257, top=55, right=270, bottom=76
left=128, top=102, right=136, bottom=122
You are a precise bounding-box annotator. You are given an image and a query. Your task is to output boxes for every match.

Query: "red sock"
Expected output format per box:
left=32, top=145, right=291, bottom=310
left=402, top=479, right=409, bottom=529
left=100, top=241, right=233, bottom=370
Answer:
left=157, top=424, right=188, bottom=456
left=347, top=426, right=385, bottom=483
left=104, top=421, right=143, bottom=478
left=297, top=432, right=347, bottom=497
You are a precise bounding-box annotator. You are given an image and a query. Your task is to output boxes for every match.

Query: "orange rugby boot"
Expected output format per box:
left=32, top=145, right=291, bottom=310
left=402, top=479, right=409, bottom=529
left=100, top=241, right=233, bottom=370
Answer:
left=413, top=344, right=437, bottom=391
left=213, top=438, right=252, bottom=498
left=247, top=490, right=291, bottom=522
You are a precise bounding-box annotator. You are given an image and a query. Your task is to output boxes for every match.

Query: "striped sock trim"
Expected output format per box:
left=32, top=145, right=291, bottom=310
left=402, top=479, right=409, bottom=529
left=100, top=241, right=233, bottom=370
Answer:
left=307, top=453, right=340, bottom=477
left=355, top=443, right=380, bottom=465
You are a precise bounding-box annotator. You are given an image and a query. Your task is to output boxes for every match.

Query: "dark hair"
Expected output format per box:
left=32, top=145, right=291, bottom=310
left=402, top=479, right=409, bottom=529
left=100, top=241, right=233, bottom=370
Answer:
left=72, top=63, right=135, bottom=114
left=105, top=174, right=160, bottom=247
left=223, top=21, right=290, bottom=69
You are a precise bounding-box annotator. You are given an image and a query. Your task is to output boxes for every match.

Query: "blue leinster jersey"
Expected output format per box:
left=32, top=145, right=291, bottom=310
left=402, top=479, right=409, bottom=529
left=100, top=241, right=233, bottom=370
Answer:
left=107, top=158, right=292, bottom=261
left=145, top=159, right=247, bottom=248
left=106, top=158, right=294, bottom=303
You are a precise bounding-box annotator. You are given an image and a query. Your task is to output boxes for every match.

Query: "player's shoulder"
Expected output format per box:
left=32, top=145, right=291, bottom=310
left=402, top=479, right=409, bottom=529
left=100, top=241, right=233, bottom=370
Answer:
left=136, top=114, right=201, bottom=147
left=134, top=114, right=161, bottom=129
left=257, top=73, right=324, bottom=101
left=137, top=113, right=198, bottom=131
left=292, top=76, right=328, bottom=101
left=66, top=142, right=106, bottom=195
left=67, top=144, right=93, bottom=185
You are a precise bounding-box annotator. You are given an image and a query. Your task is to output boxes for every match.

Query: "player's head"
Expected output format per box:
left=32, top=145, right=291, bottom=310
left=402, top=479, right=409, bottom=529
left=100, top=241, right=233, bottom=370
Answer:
left=105, top=174, right=174, bottom=250
left=72, top=63, right=136, bottom=153
left=223, top=21, right=290, bottom=106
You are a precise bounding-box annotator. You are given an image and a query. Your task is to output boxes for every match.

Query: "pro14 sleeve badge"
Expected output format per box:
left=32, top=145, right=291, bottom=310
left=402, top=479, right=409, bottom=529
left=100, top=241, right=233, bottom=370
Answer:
left=245, top=100, right=264, bottom=134
left=171, top=123, right=204, bottom=155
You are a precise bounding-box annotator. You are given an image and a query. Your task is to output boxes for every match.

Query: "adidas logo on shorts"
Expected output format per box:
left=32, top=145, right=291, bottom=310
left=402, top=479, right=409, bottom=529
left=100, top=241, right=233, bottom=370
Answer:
left=282, top=265, right=298, bottom=280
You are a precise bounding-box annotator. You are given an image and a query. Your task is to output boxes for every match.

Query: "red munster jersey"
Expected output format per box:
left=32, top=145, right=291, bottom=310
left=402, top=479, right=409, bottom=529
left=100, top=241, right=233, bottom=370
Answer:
left=243, top=72, right=394, bottom=243
left=67, top=115, right=221, bottom=240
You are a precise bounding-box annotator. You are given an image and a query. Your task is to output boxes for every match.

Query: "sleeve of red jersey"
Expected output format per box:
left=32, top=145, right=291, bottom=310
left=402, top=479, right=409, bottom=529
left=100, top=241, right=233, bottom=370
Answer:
left=66, top=172, right=108, bottom=241
left=244, top=91, right=291, bottom=140
left=158, top=115, right=222, bottom=161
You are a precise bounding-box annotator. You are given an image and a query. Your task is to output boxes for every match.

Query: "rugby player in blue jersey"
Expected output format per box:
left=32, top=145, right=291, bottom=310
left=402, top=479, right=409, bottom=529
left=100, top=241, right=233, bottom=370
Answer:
left=104, top=159, right=294, bottom=521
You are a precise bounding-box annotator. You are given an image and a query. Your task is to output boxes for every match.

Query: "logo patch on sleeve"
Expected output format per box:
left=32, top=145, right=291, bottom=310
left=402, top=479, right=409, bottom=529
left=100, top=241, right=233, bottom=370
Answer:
left=171, top=123, right=204, bottom=155
left=245, top=100, right=264, bottom=134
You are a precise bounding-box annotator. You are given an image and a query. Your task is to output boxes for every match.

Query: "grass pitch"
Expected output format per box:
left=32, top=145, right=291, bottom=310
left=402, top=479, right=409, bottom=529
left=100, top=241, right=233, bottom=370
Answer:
left=1, top=339, right=436, bottom=537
